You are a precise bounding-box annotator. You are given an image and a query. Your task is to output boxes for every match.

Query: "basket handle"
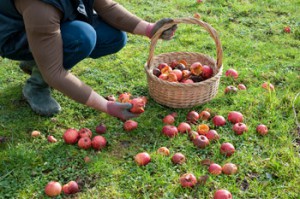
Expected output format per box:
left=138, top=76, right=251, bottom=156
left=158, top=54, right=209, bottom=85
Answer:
left=147, top=17, right=223, bottom=69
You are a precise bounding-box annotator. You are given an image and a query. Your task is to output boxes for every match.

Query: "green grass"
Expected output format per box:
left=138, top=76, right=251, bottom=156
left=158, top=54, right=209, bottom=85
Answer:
left=1, top=0, right=300, bottom=198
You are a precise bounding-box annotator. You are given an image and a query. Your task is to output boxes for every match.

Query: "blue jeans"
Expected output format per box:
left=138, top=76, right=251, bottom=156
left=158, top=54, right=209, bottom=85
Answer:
left=5, top=16, right=127, bottom=69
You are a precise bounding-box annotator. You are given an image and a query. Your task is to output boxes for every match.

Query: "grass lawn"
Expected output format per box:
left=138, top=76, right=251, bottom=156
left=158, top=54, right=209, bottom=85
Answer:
left=0, top=0, right=300, bottom=198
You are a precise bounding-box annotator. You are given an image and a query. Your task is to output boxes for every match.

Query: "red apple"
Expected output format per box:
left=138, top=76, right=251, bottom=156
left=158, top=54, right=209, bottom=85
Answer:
left=201, top=65, right=214, bottom=79
left=262, top=82, right=275, bottom=91
left=63, top=128, right=79, bottom=144
left=45, top=181, right=62, bottom=197
left=181, top=79, right=194, bottom=84
left=169, top=60, right=179, bottom=69
left=224, top=85, right=238, bottom=94
left=205, top=130, right=220, bottom=141
left=162, top=114, right=175, bottom=124
left=78, top=137, right=92, bottom=150
left=193, top=135, right=210, bottom=149
left=161, top=65, right=172, bottom=74
left=190, top=62, right=203, bottom=76
left=227, top=111, right=243, bottom=124
left=157, top=147, right=170, bottom=156
left=199, top=110, right=211, bottom=120
left=130, top=97, right=146, bottom=114
left=182, top=70, right=192, bottom=79
left=194, top=12, right=201, bottom=19
left=170, top=69, right=183, bottom=81
left=95, top=123, right=107, bottom=134
left=214, top=189, right=233, bottom=199
left=162, top=125, right=178, bottom=138
left=171, top=152, right=186, bottom=164
left=238, top=84, right=247, bottom=90
left=180, top=173, right=197, bottom=188
left=123, top=120, right=138, bottom=131
left=152, top=68, right=161, bottom=77
left=118, top=92, right=131, bottom=103
left=188, top=130, right=199, bottom=141
left=91, top=135, right=107, bottom=151
left=232, top=122, right=248, bottom=135
left=212, top=115, right=226, bottom=127
left=220, top=143, right=235, bottom=157
left=208, top=163, right=222, bottom=175
left=225, top=68, right=238, bottom=79
left=31, top=130, right=41, bottom=137
left=222, top=163, right=238, bottom=175
left=196, top=0, right=203, bottom=3
left=134, top=152, right=151, bottom=166
left=62, top=181, right=79, bottom=195
left=78, top=128, right=92, bottom=138
left=284, top=26, right=291, bottom=33
left=47, top=135, right=57, bottom=143
left=159, top=73, right=168, bottom=80
left=177, top=122, right=191, bottom=134
left=197, top=124, right=210, bottom=135
left=167, top=72, right=178, bottom=82
left=256, top=124, right=268, bottom=135
left=157, top=62, right=169, bottom=70
left=186, top=111, right=200, bottom=124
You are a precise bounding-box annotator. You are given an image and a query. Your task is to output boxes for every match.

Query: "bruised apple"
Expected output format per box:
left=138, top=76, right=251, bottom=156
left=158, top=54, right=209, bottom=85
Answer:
left=199, top=110, right=210, bottom=120
left=130, top=97, right=146, bottom=114
left=134, top=152, right=151, bottom=166
left=222, top=163, right=238, bottom=175
left=63, top=128, right=79, bottom=144
left=197, top=124, right=210, bottom=135
left=224, top=85, right=238, bottom=94
left=78, top=128, right=92, bottom=138
left=123, top=120, right=138, bottom=131
left=118, top=92, right=131, bottom=103
left=91, top=135, right=107, bottom=150
left=180, top=173, right=197, bottom=188
left=45, top=181, right=62, bottom=197
left=157, top=62, right=169, bottom=70
left=62, top=181, right=79, bottom=195
left=190, top=62, right=203, bottom=76
left=157, top=147, right=170, bottom=156
left=171, top=152, right=186, bottom=164
left=162, top=125, right=178, bottom=138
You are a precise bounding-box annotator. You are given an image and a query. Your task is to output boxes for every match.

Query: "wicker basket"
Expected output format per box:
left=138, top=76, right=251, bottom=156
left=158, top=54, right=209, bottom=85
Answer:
left=144, top=17, right=223, bottom=108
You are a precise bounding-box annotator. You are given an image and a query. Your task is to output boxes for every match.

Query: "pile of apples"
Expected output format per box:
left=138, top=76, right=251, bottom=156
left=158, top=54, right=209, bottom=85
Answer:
left=132, top=108, right=269, bottom=199
left=44, top=180, right=79, bottom=197
left=152, top=59, right=214, bottom=83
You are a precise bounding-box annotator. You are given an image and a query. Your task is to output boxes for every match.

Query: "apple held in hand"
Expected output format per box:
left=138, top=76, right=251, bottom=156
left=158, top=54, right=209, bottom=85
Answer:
left=162, top=125, right=178, bottom=138
left=171, top=152, right=186, bottom=164
left=45, top=181, right=62, bottom=197
left=63, top=128, right=79, bottom=144
left=180, top=173, right=197, bottom=188
left=62, top=181, right=79, bottom=195
left=91, top=135, right=107, bottom=151
left=130, top=97, right=146, bottom=114
left=214, top=189, right=233, bottom=199
left=134, top=152, right=151, bottom=166
left=220, top=142, right=235, bottom=157
left=118, top=92, right=131, bottom=103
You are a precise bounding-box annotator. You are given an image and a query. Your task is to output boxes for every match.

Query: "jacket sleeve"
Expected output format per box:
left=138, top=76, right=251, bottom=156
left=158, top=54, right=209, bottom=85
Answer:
left=93, top=0, right=142, bottom=33
left=14, top=0, right=93, bottom=104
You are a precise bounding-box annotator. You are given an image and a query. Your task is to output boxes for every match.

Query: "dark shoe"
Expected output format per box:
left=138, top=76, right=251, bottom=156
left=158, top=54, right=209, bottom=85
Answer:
left=22, top=66, right=61, bottom=116
left=19, top=60, right=36, bottom=75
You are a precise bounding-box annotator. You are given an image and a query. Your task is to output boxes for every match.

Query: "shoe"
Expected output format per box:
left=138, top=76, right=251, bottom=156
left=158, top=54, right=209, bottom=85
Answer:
left=22, top=66, right=61, bottom=116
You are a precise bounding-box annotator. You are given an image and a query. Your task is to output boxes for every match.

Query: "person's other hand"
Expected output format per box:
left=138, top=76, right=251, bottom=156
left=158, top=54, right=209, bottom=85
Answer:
left=147, top=18, right=177, bottom=40
left=106, top=101, right=139, bottom=121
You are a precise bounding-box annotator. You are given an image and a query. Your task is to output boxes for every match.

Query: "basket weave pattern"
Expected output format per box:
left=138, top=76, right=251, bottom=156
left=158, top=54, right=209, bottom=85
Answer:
left=145, top=18, right=223, bottom=108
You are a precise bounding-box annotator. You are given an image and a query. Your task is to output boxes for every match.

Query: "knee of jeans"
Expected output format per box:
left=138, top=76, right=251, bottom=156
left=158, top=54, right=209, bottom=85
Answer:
left=77, top=28, right=97, bottom=57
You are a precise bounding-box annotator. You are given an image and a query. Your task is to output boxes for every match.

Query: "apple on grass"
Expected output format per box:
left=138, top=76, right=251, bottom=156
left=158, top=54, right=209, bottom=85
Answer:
left=134, top=152, right=151, bottom=166
left=78, top=128, right=92, bottom=138
left=177, top=122, right=191, bottom=134
left=162, top=125, right=178, bottom=138
left=47, top=135, right=57, bottom=143
left=123, top=120, right=138, bottom=131
left=45, top=181, right=62, bottom=197
left=220, top=142, right=235, bottom=157
left=63, top=128, right=79, bottom=144
left=208, top=163, right=222, bottom=175
left=214, top=189, right=232, bottom=199
left=91, top=135, right=107, bottom=151
left=232, top=122, right=248, bottom=135
left=206, top=130, right=220, bottom=141
left=62, top=181, right=79, bottom=195
left=180, top=173, right=197, bottom=188
left=212, top=115, right=226, bottom=127
left=78, top=137, right=92, bottom=150
left=225, top=68, right=238, bottom=79
left=256, top=124, right=268, bottom=135
left=95, top=123, right=107, bottom=134
left=162, top=114, right=175, bottom=125
left=222, top=163, right=238, bottom=175
left=193, top=135, right=210, bottom=149
left=199, top=110, right=210, bottom=120
left=227, top=111, right=244, bottom=124
left=186, top=111, right=200, bottom=124
left=31, top=130, right=41, bottom=137
left=157, top=147, right=170, bottom=156
left=171, top=153, right=186, bottom=164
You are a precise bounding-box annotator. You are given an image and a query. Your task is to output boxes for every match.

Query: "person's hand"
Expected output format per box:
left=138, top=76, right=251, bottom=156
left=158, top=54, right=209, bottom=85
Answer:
left=146, top=18, right=177, bottom=40
left=106, top=101, right=140, bottom=121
